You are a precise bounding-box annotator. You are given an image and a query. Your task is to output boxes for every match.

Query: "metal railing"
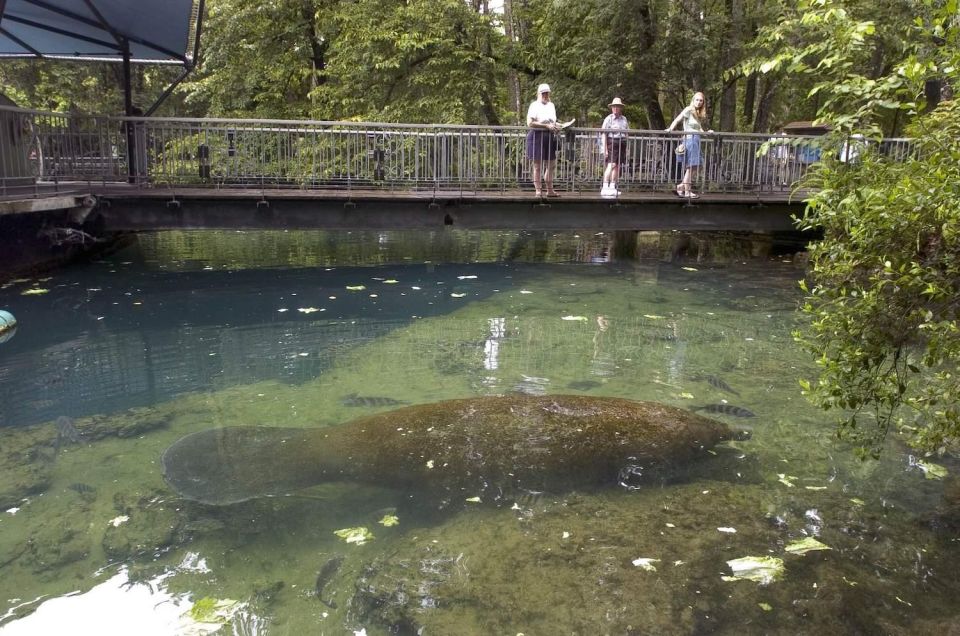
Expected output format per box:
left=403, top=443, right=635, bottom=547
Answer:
left=0, top=105, right=915, bottom=197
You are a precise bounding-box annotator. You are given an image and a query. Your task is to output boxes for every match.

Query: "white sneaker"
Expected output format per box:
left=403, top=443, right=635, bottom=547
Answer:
left=601, top=188, right=616, bottom=198
left=600, top=185, right=610, bottom=196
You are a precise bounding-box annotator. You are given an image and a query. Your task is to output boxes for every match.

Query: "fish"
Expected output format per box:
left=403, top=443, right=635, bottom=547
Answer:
left=54, top=415, right=82, bottom=452
left=68, top=482, right=96, bottom=495
left=566, top=380, right=602, bottom=391
left=161, top=395, right=737, bottom=506
left=693, top=374, right=741, bottom=397
left=693, top=403, right=756, bottom=418
left=340, top=393, right=408, bottom=408
left=315, top=555, right=345, bottom=609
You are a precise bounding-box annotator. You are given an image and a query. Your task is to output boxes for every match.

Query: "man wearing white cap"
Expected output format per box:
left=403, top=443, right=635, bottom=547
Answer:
left=526, top=83, right=561, bottom=197
left=600, top=97, right=628, bottom=197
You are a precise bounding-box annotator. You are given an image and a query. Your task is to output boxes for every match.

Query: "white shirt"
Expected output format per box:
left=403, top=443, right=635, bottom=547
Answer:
left=601, top=113, right=628, bottom=138
left=527, top=99, right=557, bottom=127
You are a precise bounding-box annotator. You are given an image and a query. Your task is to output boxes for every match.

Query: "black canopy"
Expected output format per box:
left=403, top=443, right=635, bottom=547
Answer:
left=0, top=0, right=202, bottom=65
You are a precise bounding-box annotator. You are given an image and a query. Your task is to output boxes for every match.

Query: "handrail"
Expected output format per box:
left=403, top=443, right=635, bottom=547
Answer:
left=0, top=105, right=915, bottom=197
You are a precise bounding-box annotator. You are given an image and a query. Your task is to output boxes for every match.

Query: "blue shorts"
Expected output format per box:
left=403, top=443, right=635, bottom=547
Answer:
left=526, top=129, right=558, bottom=161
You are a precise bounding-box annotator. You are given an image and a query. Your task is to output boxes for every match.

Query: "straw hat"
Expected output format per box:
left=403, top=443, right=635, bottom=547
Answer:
left=608, top=97, right=625, bottom=107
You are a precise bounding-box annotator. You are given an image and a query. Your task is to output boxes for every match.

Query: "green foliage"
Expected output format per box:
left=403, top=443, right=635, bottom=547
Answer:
left=796, top=100, right=960, bottom=456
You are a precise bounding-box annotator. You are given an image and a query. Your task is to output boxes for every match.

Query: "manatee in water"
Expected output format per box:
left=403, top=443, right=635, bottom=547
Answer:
left=161, top=395, right=736, bottom=506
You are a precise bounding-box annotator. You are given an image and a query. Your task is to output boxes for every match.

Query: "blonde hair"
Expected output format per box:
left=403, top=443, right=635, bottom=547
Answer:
left=689, top=92, right=707, bottom=124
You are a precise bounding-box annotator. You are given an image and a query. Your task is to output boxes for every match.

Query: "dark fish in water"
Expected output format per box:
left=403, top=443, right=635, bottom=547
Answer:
left=68, top=482, right=96, bottom=495
left=161, top=395, right=736, bottom=506
left=340, top=393, right=407, bottom=408
left=566, top=380, right=602, bottom=391
left=694, top=374, right=741, bottom=397
left=694, top=403, right=755, bottom=418
left=315, top=555, right=345, bottom=609
left=54, top=415, right=82, bottom=452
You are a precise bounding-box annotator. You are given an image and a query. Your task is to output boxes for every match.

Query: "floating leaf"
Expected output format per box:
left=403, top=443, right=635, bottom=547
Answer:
left=643, top=314, right=664, bottom=319
left=785, top=537, right=832, bottom=555
left=631, top=557, right=660, bottom=572
left=777, top=473, right=797, bottom=487
left=561, top=315, right=588, bottom=321
left=457, top=275, right=478, bottom=280
left=334, top=526, right=374, bottom=545
left=187, top=597, right=242, bottom=625
left=758, top=603, right=773, bottom=612
left=850, top=498, right=865, bottom=506
left=346, top=285, right=366, bottom=291
left=717, top=527, right=737, bottom=533
left=384, top=279, right=398, bottom=284
left=378, top=515, right=399, bottom=527
left=426, top=460, right=435, bottom=469
left=109, top=515, right=130, bottom=527
left=21, top=288, right=49, bottom=295
left=722, top=556, right=785, bottom=585
left=465, top=496, right=482, bottom=503
left=679, top=392, right=695, bottom=399
left=682, top=267, right=699, bottom=272
left=916, top=460, right=948, bottom=480
left=804, top=486, right=828, bottom=491
left=298, top=307, right=321, bottom=314
left=451, top=293, right=467, bottom=298
left=520, top=290, right=533, bottom=294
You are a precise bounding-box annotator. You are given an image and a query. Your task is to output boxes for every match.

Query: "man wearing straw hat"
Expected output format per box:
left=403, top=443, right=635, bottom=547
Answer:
left=600, top=97, right=628, bottom=198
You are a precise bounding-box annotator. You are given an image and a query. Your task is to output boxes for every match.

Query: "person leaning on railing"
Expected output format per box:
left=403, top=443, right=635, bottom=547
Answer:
left=666, top=91, right=713, bottom=199
left=526, top=83, right=561, bottom=198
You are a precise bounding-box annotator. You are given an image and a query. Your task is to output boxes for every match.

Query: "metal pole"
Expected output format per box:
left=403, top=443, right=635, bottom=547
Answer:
left=122, top=39, right=137, bottom=183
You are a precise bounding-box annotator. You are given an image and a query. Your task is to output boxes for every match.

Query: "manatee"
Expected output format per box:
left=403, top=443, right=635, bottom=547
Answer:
left=161, top=395, right=735, bottom=505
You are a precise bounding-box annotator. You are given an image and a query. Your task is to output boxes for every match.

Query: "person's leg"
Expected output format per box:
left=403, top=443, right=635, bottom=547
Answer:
left=532, top=159, right=543, bottom=196
left=545, top=160, right=557, bottom=195
left=611, top=163, right=620, bottom=192
left=686, top=166, right=700, bottom=198
left=602, top=163, right=614, bottom=192
left=678, top=167, right=691, bottom=196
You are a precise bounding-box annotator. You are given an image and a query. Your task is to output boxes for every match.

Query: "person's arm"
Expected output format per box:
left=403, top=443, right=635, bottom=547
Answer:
left=665, top=108, right=687, bottom=132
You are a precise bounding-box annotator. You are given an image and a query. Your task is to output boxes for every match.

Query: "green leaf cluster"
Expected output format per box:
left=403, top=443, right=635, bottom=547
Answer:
left=796, top=99, right=960, bottom=456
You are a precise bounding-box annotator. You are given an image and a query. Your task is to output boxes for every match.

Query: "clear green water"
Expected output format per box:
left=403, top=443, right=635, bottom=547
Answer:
left=0, top=230, right=957, bottom=635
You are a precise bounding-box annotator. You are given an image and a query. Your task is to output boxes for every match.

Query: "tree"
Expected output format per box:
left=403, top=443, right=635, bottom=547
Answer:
left=744, top=0, right=960, bottom=455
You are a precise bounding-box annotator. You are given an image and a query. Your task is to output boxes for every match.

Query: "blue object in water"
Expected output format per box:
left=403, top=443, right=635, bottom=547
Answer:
left=0, top=309, right=16, bottom=344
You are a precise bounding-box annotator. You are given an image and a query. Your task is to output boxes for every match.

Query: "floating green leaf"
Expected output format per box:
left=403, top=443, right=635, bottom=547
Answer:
left=21, top=288, right=49, bottom=295
left=378, top=514, right=399, bottom=527
left=785, top=537, right=832, bottom=555
left=561, top=315, right=588, bottom=321
left=346, top=285, right=366, bottom=291
left=188, top=597, right=242, bottom=624
left=334, top=526, right=374, bottom=545
left=916, top=460, right=948, bottom=480
left=722, top=556, right=785, bottom=585
left=631, top=557, right=660, bottom=572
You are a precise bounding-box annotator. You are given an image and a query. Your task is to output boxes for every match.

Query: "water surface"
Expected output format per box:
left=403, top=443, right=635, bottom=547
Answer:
left=0, top=229, right=956, bottom=635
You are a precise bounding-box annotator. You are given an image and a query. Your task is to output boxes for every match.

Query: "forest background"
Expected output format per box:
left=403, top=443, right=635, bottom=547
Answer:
left=0, top=0, right=930, bottom=135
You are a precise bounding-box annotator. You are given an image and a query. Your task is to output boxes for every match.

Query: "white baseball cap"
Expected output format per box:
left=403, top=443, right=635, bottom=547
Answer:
left=537, top=83, right=551, bottom=94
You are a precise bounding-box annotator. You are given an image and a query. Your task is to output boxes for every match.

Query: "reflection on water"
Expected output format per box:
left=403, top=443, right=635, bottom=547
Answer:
left=1, top=229, right=958, bottom=635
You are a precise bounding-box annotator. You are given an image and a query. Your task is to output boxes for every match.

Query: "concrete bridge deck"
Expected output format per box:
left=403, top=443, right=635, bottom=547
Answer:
left=1, top=183, right=806, bottom=231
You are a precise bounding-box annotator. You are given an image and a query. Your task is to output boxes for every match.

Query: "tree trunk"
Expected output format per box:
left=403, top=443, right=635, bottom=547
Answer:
left=752, top=76, right=777, bottom=133
left=718, top=0, right=740, bottom=131
left=742, top=73, right=756, bottom=128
